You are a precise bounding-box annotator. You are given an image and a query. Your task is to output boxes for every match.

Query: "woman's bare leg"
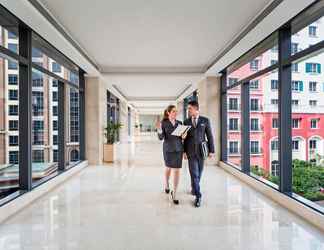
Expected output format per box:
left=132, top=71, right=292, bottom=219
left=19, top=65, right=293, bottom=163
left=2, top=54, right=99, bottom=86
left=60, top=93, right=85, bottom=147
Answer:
left=165, top=167, right=171, bottom=190
left=172, top=168, right=180, bottom=199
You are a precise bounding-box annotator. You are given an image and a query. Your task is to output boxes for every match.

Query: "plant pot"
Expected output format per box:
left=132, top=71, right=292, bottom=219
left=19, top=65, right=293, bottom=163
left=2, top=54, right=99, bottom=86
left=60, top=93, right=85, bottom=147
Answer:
left=103, top=144, right=114, bottom=163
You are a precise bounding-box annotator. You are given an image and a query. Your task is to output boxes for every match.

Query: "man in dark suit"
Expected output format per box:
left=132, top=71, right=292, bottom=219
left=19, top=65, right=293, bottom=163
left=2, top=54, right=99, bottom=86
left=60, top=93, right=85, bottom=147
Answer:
left=183, top=100, right=215, bottom=207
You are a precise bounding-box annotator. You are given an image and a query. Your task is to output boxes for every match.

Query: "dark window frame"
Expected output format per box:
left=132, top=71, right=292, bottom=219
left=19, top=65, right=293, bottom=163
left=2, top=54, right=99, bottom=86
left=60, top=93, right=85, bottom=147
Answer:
left=0, top=4, right=86, bottom=207
left=221, top=1, right=324, bottom=214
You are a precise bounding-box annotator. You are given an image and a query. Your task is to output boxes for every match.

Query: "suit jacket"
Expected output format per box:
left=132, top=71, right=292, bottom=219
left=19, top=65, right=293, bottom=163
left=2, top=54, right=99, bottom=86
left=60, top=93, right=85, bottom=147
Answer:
left=158, top=119, right=184, bottom=153
left=183, top=116, right=215, bottom=158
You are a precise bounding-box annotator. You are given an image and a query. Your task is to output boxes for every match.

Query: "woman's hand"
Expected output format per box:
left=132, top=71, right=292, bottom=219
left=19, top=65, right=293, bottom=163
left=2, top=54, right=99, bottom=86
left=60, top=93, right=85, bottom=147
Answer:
left=181, top=132, right=187, bottom=140
left=155, top=121, right=162, bottom=130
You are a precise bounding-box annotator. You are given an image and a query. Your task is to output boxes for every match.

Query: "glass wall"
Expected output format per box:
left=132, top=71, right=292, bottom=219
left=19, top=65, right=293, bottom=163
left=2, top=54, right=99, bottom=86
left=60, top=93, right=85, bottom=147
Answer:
left=249, top=72, right=279, bottom=188
left=31, top=69, right=59, bottom=184
left=226, top=85, right=241, bottom=169
left=66, top=86, right=80, bottom=166
left=222, top=1, right=324, bottom=212
left=0, top=4, right=85, bottom=204
left=289, top=38, right=324, bottom=204
left=0, top=56, right=19, bottom=199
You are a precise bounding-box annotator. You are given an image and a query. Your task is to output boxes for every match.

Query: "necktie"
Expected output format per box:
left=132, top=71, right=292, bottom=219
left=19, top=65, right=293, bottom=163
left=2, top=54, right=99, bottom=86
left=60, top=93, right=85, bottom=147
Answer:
left=193, top=117, right=197, bottom=128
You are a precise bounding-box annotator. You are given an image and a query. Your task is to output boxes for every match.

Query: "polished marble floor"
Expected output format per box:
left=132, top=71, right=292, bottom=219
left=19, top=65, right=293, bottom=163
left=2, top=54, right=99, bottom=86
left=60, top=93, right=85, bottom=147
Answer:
left=0, top=135, right=323, bottom=250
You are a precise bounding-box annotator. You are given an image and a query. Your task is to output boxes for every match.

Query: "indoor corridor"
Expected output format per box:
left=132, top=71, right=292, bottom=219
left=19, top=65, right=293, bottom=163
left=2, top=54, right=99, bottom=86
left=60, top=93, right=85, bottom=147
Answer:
left=0, top=135, right=323, bottom=250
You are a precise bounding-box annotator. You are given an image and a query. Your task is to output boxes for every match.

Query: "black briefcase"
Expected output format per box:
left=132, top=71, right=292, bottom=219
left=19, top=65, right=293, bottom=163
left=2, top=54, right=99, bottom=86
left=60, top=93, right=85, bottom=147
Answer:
left=200, top=141, right=209, bottom=159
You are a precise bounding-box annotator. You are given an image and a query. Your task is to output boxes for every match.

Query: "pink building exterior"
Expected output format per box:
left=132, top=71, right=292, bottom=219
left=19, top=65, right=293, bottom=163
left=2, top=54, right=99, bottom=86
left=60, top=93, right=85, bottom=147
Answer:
left=227, top=47, right=324, bottom=174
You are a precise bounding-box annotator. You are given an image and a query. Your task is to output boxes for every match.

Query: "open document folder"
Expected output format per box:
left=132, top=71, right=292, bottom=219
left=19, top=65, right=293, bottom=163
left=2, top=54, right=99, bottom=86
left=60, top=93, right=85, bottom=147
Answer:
left=171, top=125, right=191, bottom=137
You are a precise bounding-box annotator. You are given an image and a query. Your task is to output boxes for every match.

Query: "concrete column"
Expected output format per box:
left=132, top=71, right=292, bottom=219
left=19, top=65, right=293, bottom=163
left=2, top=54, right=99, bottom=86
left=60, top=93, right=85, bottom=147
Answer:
left=85, top=77, right=106, bottom=165
left=177, top=100, right=184, bottom=121
left=119, top=100, right=129, bottom=142
left=197, top=76, right=221, bottom=165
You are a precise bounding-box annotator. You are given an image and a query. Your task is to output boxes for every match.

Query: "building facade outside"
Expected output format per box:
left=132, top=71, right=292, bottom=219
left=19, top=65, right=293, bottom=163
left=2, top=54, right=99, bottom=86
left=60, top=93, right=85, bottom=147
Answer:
left=227, top=18, right=324, bottom=177
left=0, top=29, right=80, bottom=198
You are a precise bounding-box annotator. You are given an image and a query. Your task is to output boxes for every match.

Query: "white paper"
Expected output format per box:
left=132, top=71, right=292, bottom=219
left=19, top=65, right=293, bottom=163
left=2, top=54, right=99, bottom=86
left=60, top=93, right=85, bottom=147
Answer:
left=171, top=125, right=191, bottom=136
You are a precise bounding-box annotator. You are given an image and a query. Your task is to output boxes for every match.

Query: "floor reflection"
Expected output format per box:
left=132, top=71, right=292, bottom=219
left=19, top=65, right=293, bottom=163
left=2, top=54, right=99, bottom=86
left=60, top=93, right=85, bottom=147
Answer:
left=0, top=134, right=323, bottom=250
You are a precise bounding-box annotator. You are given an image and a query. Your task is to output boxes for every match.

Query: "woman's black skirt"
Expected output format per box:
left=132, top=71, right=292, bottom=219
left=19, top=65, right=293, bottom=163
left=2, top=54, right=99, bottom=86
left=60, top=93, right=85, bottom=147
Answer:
left=163, top=151, right=183, bottom=168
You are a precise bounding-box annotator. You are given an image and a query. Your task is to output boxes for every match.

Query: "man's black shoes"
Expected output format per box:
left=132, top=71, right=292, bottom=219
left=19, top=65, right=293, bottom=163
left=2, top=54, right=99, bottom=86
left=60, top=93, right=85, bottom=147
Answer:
left=194, top=197, right=201, bottom=207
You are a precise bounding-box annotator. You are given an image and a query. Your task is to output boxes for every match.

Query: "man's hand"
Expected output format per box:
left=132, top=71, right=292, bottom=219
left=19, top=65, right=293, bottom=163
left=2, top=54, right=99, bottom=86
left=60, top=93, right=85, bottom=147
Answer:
left=183, top=153, right=187, bottom=159
left=208, top=153, right=214, bottom=158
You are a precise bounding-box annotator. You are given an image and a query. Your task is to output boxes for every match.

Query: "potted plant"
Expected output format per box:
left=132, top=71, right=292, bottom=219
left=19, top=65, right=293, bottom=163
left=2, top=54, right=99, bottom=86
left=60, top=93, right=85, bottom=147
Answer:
left=103, top=121, right=123, bottom=163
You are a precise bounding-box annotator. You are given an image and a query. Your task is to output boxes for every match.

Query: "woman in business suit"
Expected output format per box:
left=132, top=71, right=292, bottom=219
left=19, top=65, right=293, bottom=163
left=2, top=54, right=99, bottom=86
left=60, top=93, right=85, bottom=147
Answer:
left=157, top=105, right=185, bottom=205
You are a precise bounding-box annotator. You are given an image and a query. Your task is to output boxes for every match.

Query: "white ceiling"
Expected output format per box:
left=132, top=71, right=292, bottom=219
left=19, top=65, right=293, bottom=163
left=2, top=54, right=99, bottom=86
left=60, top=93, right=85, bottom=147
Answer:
left=2, top=0, right=314, bottom=114
left=103, top=73, right=201, bottom=113
left=38, top=0, right=273, bottom=73
left=34, top=0, right=275, bottom=114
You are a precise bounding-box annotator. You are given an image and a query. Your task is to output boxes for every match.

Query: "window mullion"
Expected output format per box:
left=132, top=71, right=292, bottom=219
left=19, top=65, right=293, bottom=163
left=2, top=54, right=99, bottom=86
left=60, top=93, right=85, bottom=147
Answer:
left=278, top=26, right=292, bottom=194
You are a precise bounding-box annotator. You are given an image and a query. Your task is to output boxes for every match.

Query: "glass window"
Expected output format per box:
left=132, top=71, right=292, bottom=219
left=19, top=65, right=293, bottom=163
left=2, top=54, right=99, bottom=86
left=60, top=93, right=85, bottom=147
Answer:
left=292, top=81, right=303, bottom=92
left=9, top=105, right=18, bottom=116
left=292, top=43, right=299, bottom=54
left=250, top=118, right=259, bottom=131
left=309, top=81, right=317, bottom=92
left=292, top=100, right=299, bottom=106
left=292, top=140, right=299, bottom=151
left=250, top=80, right=259, bottom=89
left=292, top=118, right=300, bottom=128
left=292, top=63, right=299, bottom=73
left=52, top=80, right=58, bottom=87
left=9, top=151, right=18, bottom=164
left=291, top=45, right=324, bottom=206
left=52, top=106, right=58, bottom=116
left=250, top=59, right=259, bottom=71
left=66, top=86, right=80, bottom=166
left=229, top=141, right=239, bottom=155
left=53, top=120, right=58, bottom=131
left=250, top=98, right=260, bottom=111
left=310, top=119, right=318, bottom=129
left=271, top=161, right=279, bottom=176
left=309, top=26, right=317, bottom=37
left=228, top=98, right=239, bottom=110
left=229, top=118, right=239, bottom=131
left=249, top=72, right=279, bottom=187
left=309, top=100, right=317, bottom=107
left=52, top=62, right=61, bottom=73
left=250, top=141, right=260, bottom=154
left=271, top=80, right=278, bottom=90
left=9, top=135, right=18, bottom=146
left=8, top=74, right=18, bottom=85
left=0, top=55, right=20, bottom=200
left=8, top=60, right=18, bottom=70
left=32, top=47, right=43, bottom=58
left=271, top=99, right=278, bottom=105
left=227, top=85, right=241, bottom=169
left=227, top=37, right=278, bottom=83
left=53, top=135, right=58, bottom=145
left=31, top=70, right=59, bottom=185
left=32, top=91, right=44, bottom=116
left=272, top=118, right=279, bottom=129
left=32, top=70, right=43, bottom=87
left=9, top=120, right=18, bottom=131
left=8, top=89, right=18, bottom=100
left=271, top=140, right=279, bottom=151
left=305, top=63, right=321, bottom=74
left=228, top=77, right=238, bottom=86
left=32, top=33, right=80, bottom=86
left=52, top=91, right=58, bottom=102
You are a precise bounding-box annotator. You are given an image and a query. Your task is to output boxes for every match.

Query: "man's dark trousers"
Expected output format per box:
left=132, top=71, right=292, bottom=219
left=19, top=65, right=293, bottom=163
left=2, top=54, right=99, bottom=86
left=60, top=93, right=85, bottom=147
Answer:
left=188, top=155, right=204, bottom=198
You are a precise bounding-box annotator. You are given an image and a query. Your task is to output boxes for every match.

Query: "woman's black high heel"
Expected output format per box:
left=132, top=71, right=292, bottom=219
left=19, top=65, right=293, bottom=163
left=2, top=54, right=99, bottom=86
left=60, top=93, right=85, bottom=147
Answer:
left=171, top=191, right=179, bottom=205
left=165, top=188, right=170, bottom=194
